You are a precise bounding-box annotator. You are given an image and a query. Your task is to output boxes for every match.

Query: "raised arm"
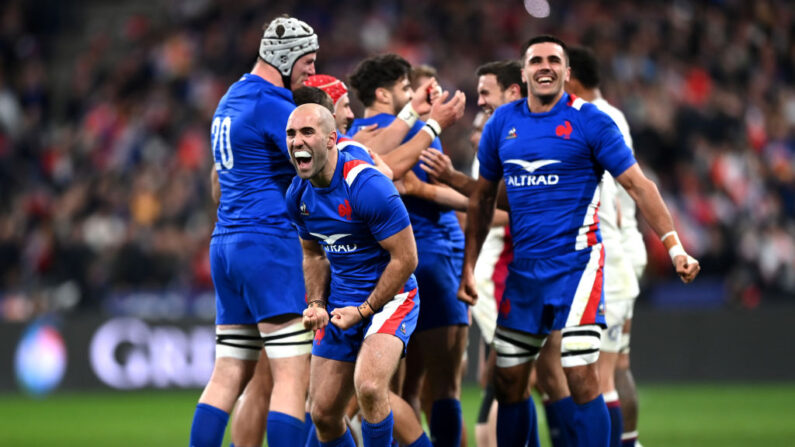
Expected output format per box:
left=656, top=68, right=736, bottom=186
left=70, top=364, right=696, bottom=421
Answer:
left=615, top=163, right=700, bottom=283
left=301, top=238, right=332, bottom=330
left=458, top=177, right=499, bottom=305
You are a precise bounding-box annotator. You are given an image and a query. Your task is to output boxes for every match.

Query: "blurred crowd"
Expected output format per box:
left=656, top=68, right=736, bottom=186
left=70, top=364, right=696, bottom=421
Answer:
left=0, top=0, right=792, bottom=320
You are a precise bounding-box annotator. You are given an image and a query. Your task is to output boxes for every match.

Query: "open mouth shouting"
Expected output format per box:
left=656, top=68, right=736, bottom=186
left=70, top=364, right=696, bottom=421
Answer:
left=293, top=149, right=313, bottom=172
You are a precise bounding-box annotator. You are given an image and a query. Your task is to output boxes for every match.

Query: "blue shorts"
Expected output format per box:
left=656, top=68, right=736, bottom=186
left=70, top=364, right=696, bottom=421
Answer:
left=313, top=288, right=419, bottom=362
left=210, top=232, right=306, bottom=325
left=413, top=249, right=468, bottom=332
left=498, top=244, right=606, bottom=335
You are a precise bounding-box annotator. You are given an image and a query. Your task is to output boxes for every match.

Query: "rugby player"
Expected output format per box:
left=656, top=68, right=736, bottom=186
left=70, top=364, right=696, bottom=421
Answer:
left=190, top=16, right=317, bottom=447
left=349, top=54, right=468, bottom=447
left=284, top=104, right=426, bottom=447
left=460, top=35, right=700, bottom=447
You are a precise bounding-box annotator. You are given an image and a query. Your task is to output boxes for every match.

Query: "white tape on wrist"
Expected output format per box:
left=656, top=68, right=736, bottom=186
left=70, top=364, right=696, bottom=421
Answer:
left=397, top=103, right=419, bottom=128
left=668, top=244, right=687, bottom=262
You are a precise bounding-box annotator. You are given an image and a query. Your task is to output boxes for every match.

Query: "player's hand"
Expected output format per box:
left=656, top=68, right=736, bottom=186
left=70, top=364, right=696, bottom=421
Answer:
left=410, top=77, right=439, bottom=116
left=457, top=267, right=478, bottom=305
left=330, top=306, right=361, bottom=330
left=674, top=254, right=700, bottom=283
left=303, top=306, right=329, bottom=331
left=429, top=90, right=466, bottom=130
left=419, top=149, right=455, bottom=185
left=352, top=124, right=381, bottom=146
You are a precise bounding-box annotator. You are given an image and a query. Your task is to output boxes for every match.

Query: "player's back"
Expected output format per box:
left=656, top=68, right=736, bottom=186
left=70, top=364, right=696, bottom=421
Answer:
left=211, top=74, right=297, bottom=237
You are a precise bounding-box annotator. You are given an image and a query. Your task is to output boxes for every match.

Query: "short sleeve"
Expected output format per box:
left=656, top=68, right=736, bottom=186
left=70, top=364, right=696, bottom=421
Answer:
left=477, top=113, right=503, bottom=182
left=350, top=170, right=411, bottom=241
left=338, top=140, right=375, bottom=164
left=582, top=106, right=636, bottom=178
left=284, top=180, right=313, bottom=240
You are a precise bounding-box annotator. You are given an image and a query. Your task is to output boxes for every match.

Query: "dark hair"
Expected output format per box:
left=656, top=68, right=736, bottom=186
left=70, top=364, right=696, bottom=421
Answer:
left=410, top=64, right=438, bottom=89
left=520, top=34, right=568, bottom=63
left=567, top=46, right=600, bottom=89
left=476, top=60, right=528, bottom=97
left=292, top=86, right=334, bottom=112
left=349, top=54, right=412, bottom=107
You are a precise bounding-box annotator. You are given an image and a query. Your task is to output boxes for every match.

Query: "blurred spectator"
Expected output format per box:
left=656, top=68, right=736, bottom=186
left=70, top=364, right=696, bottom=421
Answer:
left=0, top=0, right=793, bottom=320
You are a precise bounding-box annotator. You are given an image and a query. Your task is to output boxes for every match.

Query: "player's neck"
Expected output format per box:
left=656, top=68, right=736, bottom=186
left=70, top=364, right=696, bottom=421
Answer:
left=364, top=103, right=394, bottom=118
left=251, top=59, right=286, bottom=88
left=310, top=148, right=339, bottom=188
left=527, top=90, right=564, bottom=113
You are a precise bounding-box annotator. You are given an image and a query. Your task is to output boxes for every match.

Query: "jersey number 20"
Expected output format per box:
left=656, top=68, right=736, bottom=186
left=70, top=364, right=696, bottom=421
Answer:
left=211, top=116, right=234, bottom=170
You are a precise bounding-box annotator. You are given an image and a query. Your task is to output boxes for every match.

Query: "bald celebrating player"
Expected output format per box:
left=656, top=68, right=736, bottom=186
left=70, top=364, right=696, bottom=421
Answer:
left=285, top=104, right=427, bottom=447
left=461, top=35, right=700, bottom=447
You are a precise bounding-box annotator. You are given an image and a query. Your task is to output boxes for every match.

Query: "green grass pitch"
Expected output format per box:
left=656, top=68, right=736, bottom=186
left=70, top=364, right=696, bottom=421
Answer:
left=1, top=383, right=793, bottom=446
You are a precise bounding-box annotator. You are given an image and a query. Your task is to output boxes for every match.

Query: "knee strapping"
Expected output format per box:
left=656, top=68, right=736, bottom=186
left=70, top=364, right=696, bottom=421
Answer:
left=261, top=321, right=313, bottom=358
left=215, top=326, right=262, bottom=360
left=560, top=324, right=601, bottom=367
left=493, top=327, right=545, bottom=368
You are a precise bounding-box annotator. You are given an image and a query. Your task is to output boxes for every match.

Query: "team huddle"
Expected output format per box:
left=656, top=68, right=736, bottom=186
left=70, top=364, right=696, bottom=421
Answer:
left=190, top=15, right=700, bottom=447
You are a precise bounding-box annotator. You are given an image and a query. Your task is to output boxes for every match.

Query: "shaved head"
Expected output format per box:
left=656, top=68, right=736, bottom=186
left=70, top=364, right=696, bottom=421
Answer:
left=290, top=103, right=336, bottom=135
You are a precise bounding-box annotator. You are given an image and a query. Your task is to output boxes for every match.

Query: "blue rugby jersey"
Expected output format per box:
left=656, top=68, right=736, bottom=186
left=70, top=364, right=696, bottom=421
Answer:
left=350, top=114, right=464, bottom=253
left=211, top=74, right=296, bottom=237
left=285, top=149, right=416, bottom=307
left=478, top=92, right=636, bottom=259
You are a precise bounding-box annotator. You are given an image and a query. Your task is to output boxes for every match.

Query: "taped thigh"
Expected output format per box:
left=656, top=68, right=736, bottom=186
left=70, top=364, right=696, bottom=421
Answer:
left=261, top=321, right=313, bottom=359
left=492, top=326, right=545, bottom=368
left=216, top=326, right=262, bottom=360
left=560, top=324, right=601, bottom=368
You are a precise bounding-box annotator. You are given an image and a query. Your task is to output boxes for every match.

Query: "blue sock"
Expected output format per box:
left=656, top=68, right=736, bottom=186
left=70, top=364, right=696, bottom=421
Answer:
left=605, top=393, right=623, bottom=447
left=497, top=397, right=540, bottom=447
left=430, top=398, right=462, bottom=447
left=267, top=411, right=305, bottom=447
left=190, top=403, right=229, bottom=447
left=361, top=411, right=393, bottom=447
left=573, top=395, right=610, bottom=447
left=406, top=432, right=432, bottom=447
left=319, top=428, right=356, bottom=447
left=544, top=396, right=577, bottom=447
left=302, top=412, right=314, bottom=447
left=545, top=396, right=576, bottom=447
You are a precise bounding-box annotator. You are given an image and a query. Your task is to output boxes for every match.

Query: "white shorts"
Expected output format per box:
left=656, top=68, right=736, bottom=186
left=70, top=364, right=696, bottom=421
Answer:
left=473, top=226, right=511, bottom=344
left=601, top=298, right=635, bottom=353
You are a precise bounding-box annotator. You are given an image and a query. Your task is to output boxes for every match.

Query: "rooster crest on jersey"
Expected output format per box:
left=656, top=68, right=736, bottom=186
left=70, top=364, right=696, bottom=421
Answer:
left=259, top=17, right=318, bottom=77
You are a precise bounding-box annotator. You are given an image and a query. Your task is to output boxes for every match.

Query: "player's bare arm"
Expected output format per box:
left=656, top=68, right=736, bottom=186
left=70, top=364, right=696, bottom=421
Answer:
left=330, top=225, right=418, bottom=330
left=354, top=77, right=439, bottom=153
left=459, top=176, right=499, bottom=305
left=301, top=237, right=331, bottom=330
left=379, top=90, right=466, bottom=179
left=419, top=148, right=511, bottom=214
left=616, top=163, right=700, bottom=283
left=210, top=168, right=220, bottom=205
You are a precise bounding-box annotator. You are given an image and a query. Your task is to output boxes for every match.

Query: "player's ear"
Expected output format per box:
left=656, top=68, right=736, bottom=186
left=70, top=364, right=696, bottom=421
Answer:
left=328, top=129, right=337, bottom=148
left=564, top=66, right=571, bottom=82
left=375, top=87, right=391, bottom=105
